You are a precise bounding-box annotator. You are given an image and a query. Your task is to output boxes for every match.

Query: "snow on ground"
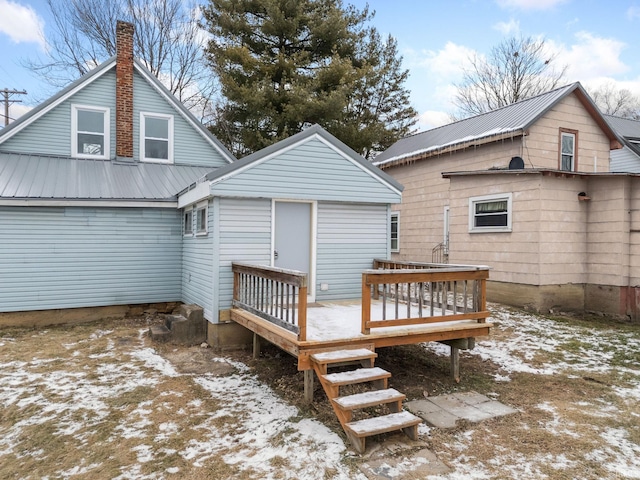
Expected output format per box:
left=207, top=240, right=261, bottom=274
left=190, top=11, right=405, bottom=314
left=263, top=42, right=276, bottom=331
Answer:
left=0, top=327, right=364, bottom=480
left=1, top=303, right=639, bottom=479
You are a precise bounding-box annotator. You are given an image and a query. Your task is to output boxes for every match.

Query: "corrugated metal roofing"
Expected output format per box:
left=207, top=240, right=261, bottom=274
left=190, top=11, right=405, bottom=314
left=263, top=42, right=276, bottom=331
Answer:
left=0, top=152, right=213, bottom=201
left=605, top=115, right=640, bottom=139
left=374, top=83, right=584, bottom=166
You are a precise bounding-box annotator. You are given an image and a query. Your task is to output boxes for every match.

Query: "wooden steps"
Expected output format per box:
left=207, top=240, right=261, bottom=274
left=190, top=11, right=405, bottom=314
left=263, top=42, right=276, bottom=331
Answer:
left=310, top=348, right=421, bottom=454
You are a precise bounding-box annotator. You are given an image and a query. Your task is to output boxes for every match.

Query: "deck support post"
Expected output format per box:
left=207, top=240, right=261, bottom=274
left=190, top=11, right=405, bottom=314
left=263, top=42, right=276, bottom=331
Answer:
left=253, top=333, right=261, bottom=360
left=450, top=346, right=460, bottom=383
left=304, top=370, right=314, bottom=404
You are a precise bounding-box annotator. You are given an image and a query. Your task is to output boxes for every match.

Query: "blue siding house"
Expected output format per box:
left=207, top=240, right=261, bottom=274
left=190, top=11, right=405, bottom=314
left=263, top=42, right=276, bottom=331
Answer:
left=0, top=22, right=403, bottom=341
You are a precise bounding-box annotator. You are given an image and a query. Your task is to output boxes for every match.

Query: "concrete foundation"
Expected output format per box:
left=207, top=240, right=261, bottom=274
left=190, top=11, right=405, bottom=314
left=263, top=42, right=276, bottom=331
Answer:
left=488, top=281, right=638, bottom=321
left=207, top=320, right=253, bottom=350
left=0, top=302, right=178, bottom=329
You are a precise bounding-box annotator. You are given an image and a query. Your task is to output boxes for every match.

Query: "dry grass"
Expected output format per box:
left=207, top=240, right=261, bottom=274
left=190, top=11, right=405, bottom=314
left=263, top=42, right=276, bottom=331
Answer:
left=1, top=308, right=639, bottom=479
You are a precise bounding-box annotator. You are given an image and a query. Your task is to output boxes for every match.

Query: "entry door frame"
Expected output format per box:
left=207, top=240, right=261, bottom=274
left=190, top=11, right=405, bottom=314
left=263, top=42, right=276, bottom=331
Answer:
left=271, top=199, right=317, bottom=302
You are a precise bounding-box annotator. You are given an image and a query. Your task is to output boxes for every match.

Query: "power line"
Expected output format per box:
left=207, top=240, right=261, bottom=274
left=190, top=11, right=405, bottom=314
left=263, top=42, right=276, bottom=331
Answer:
left=1, top=88, right=27, bottom=127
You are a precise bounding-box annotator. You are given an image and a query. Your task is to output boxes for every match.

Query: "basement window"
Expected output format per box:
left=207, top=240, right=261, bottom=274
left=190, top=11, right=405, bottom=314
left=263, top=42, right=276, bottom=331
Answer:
left=140, top=112, right=173, bottom=163
left=71, top=104, right=110, bottom=159
left=469, top=193, right=512, bottom=233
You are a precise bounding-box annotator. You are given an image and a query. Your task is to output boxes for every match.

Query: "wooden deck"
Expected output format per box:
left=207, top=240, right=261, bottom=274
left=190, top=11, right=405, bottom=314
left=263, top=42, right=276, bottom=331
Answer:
left=231, top=259, right=492, bottom=371
left=230, top=260, right=492, bottom=453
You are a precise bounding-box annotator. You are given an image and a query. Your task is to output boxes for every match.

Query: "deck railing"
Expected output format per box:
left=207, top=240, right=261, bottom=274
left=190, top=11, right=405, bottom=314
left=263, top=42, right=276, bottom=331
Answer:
left=362, top=260, right=490, bottom=334
left=232, top=262, right=308, bottom=341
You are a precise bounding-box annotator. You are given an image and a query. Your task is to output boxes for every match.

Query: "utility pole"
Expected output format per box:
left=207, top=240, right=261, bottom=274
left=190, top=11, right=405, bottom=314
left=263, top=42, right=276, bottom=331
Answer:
left=1, top=88, right=27, bottom=126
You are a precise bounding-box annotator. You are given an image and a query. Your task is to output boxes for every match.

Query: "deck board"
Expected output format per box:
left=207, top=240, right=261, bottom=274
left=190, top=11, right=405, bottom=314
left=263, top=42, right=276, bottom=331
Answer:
left=230, top=299, right=492, bottom=370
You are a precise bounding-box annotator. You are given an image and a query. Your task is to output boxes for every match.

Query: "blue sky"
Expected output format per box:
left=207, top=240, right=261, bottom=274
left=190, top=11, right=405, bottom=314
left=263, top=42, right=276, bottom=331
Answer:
left=1, top=0, right=640, bottom=130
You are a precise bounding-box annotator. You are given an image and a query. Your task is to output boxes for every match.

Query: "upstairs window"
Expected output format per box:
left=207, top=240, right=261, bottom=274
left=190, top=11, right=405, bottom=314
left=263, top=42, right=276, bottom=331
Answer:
left=560, top=130, right=577, bottom=171
left=390, top=212, right=399, bottom=252
left=469, top=193, right=512, bottom=233
left=141, top=112, right=173, bottom=163
left=72, top=105, right=109, bottom=159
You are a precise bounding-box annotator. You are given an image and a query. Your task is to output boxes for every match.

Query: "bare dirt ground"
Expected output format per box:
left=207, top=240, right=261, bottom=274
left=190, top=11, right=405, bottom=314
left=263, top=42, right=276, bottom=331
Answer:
left=1, top=304, right=639, bottom=479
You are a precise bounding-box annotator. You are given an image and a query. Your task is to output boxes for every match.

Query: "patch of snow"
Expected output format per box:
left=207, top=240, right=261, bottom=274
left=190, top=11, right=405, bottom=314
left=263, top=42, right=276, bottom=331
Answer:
left=130, top=348, right=180, bottom=377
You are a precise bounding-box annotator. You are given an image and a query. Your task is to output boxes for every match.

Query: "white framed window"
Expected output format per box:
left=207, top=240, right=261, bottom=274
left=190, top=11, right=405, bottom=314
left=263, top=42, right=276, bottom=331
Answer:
left=469, top=193, right=512, bottom=233
left=195, top=201, right=208, bottom=236
left=560, top=130, right=577, bottom=171
left=390, top=211, right=400, bottom=252
left=71, top=104, right=110, bottom=159
left=140, top=112, right=173, bottom=163
left=183, top=209, right=193, bottom=236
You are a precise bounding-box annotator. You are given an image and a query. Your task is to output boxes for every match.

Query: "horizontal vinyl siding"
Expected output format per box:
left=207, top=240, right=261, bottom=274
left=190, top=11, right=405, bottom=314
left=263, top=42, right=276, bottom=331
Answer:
left=316, top=203, right=388, bottom=300
left=0, top=206, right=182, bottom=312
left=182, top=200, right=214, bottom=319
left=1, top=70, right=117, bottom=157
left=611, top=147, right=640, bottom=173
left=218, top=198, right=272, bottom=310
left=133, top=75, right=228, bottom=167
left=212, top=138, right=400, bottom=203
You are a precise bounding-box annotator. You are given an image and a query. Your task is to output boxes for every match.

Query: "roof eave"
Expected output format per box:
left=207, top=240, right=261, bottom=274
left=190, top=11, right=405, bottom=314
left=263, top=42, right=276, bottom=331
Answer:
left=376, top=129, right=526, bottom=170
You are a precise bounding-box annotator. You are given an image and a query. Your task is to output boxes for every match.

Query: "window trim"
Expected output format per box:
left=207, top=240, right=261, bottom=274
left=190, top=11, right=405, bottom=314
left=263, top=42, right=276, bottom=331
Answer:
left=140, top=112, right=174, bottom=164
left=469, top=193, right=512, bottom=233
left=559, top=128, right=578, bottom=171
left=390, top=211, right=400, bottom=253
left=71, top=104, right=110, bottom=159
left=183, top=208, right=193, bottom=236
left=195, top=201, right=208, bottom=236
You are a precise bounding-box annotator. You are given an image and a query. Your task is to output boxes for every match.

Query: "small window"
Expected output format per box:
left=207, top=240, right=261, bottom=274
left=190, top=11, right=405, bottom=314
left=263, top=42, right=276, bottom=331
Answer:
left=469, top=194, right=512, bottom=233
left=141, top=112, right=173, bottom=163
left=390, top=212, right=399, bottom=252
left=195, top=202, right=208, bottom=235
left=72, top=104, right=110, bottom=159
left=560, top=130, right=577, bottom=171
left=184, top=209, right=193, bottom=236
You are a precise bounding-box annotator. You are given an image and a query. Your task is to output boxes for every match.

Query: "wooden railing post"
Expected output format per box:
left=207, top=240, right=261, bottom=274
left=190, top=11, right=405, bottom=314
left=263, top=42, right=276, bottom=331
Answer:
left=478, top=278, right=487, bottom=323
left=362, top=273, right=371, bottom=334
left=233, top=271, right=240, bottom=302
left=298, top=285, right=307, bottom=341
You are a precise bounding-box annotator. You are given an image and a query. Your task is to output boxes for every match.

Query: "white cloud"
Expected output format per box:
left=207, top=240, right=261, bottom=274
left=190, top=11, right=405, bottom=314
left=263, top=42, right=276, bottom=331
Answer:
left=627, top=6, right=640, bottom=20
left=406, top=42, right=476, bottom=80
left=550, top=32, right=628, bottom=81
left=417, top=110, right=452, bottom=131
left=0, top=0, right=45, bottom=48
left=493, top=18, right=520, bottom=35
left=496, top=0, right=567, bottom=10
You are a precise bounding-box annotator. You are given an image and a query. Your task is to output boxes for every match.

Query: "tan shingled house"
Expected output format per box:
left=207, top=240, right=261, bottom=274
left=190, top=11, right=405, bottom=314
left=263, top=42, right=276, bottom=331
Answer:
left=375, top=83, right=640, bottom=320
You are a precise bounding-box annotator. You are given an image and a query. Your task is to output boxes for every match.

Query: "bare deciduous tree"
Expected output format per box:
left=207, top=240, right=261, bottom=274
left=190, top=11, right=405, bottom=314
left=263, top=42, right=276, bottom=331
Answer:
left=26, top=0, right=215, bottom=117
left=453, top=36, right=567, bottom=118
left=589, top=81, right=640, bottom=120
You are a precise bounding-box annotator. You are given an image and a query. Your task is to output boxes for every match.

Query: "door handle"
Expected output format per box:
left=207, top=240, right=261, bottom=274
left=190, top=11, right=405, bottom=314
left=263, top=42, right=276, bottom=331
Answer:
left=274, top=250, right=278, bottom=259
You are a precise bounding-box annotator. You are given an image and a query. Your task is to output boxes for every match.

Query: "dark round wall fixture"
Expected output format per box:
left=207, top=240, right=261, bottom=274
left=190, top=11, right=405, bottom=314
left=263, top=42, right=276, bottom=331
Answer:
left=509, top=156, right=525, bottom=169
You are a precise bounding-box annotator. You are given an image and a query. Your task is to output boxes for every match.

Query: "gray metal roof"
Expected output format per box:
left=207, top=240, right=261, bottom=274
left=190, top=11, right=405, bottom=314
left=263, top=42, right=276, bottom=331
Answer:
left=204, top=124, right=404, bottom=193
left=605, top=114, right=640, bottom=139
left=0, top=152, right=212, bottom=202
left=605, top=115, right=640, bottom=156
left=374, top=82, right=617, bottom=167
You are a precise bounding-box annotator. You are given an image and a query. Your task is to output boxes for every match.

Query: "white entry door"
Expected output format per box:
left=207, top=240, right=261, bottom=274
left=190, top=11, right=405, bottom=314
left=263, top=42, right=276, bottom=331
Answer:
left=273, top=201, right=315, bottom=300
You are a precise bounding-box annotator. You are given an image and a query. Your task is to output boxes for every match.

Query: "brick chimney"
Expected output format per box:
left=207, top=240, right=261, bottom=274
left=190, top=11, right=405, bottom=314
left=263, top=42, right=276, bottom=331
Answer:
left=116, top=21, right=134, bottom=159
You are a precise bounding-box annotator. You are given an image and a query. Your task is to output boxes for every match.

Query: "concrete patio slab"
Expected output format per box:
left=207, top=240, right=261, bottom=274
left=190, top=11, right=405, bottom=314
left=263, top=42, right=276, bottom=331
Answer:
left=406, top=391, right=518, bottom=428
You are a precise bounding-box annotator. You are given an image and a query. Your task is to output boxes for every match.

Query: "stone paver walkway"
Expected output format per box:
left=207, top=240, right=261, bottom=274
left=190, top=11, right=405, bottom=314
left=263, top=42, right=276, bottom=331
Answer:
left=359, top=392, right=518, bottom=479
left=405, top=391, right=518, bottom=428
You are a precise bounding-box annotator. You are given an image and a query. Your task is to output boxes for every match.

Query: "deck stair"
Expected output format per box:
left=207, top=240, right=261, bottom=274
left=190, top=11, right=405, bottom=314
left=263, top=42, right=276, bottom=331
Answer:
left=310, top=348, right=421, bottom=454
